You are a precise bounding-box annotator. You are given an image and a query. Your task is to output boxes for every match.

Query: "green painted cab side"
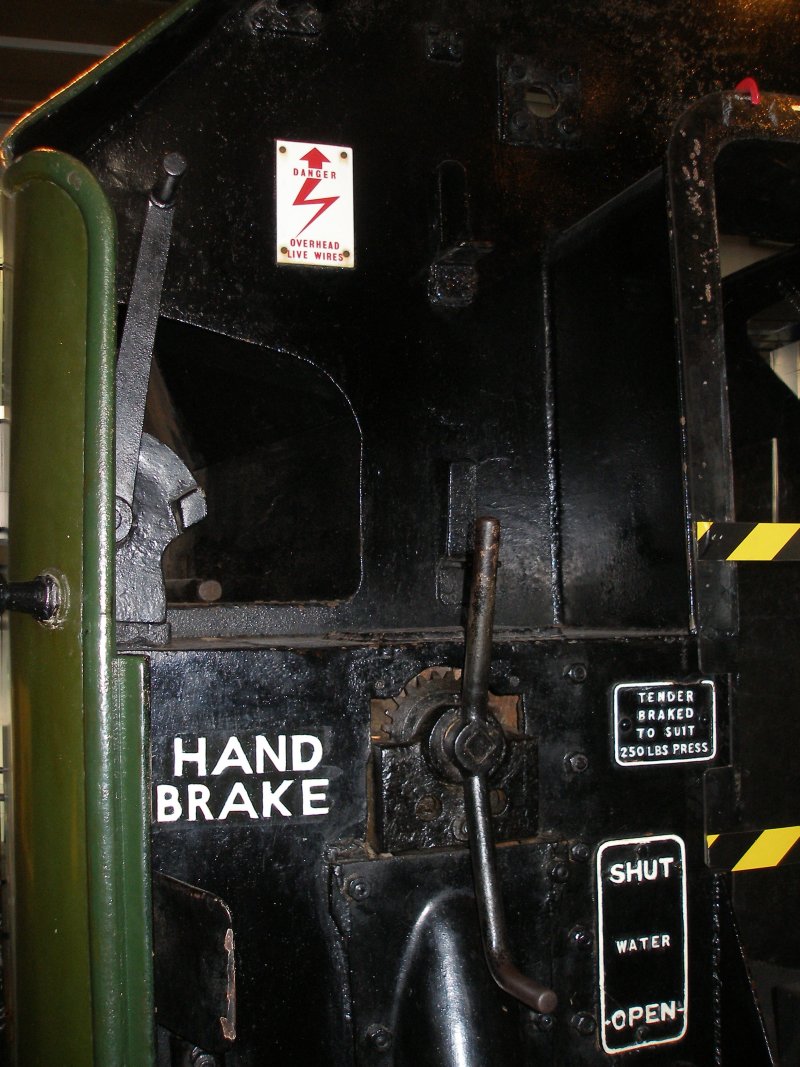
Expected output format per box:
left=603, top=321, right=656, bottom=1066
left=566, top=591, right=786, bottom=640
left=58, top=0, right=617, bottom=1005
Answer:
left=1, top=150, right=153, bottom=1064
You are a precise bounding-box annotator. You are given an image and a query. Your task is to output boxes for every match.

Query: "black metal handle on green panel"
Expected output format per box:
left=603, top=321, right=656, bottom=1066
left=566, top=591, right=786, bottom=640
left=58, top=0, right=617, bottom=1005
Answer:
left=456, top=516, right=558, bottom=1015
left=0, top=574, right=61, bottom=623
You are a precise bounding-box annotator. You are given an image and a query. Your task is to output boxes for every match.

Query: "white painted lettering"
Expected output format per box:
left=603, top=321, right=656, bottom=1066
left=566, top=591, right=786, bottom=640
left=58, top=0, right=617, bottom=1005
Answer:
left=211, top=736, right=255, bottom=776
left=174, top=736, right=207, bottom=777
left=218, top=782, right=259, bottom=820
left=302, top=778, right=330, bottom=815
left=607, top=856, right=676, bottom=884
left=256, top=734, right=287, bottom=773
left=187, top=783, right=213, bottom=821
left=157, top=784, right=182, bottom=822
left=262, top=779, right=293, bottom=817
left=615, top=932, right=672, bottom=953
left=609, top=862, right=626, bottom=885
left=292, top=734, right=323, bottom=771
left=606, top=1001, right=684, bottom=1031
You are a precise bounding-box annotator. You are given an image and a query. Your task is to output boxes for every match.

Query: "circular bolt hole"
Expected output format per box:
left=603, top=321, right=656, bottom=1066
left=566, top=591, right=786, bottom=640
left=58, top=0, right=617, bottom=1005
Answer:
left=489, top=788, right=508, bottom=817
left=347, top=877, right=370, bottom=901
left=524, top=85, right=559, bottom=118
left=635, top=1024, right=649, bottom=1042
left=619, top=717, right=633, bottom=733
left=415, top=794, right=441, bottom=822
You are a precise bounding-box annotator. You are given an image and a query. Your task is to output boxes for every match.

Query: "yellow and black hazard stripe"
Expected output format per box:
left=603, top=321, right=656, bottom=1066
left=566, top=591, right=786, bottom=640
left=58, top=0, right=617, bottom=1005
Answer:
left=696, top=521, right=800, bottom=561
left=706, top=826, right=800, bottom=871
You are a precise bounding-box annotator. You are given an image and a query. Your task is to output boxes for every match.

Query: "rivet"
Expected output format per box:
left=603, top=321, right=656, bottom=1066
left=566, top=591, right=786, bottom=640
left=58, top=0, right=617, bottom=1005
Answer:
left=279, top=145, right=287, bottom=153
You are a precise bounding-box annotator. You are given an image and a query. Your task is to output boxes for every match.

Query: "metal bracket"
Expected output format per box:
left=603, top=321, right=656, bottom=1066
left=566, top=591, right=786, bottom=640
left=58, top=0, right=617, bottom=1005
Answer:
left=498, top=55, right=581, bottom=148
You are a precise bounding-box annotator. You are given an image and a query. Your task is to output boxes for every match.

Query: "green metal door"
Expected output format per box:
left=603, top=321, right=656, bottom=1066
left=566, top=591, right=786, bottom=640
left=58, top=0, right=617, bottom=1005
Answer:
left=1, top=149, right=153, bottom=1065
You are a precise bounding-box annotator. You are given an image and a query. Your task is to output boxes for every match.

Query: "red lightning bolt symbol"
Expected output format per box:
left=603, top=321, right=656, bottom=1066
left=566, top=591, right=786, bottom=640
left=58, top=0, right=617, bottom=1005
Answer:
left=293, top=147, right=339, bottom=236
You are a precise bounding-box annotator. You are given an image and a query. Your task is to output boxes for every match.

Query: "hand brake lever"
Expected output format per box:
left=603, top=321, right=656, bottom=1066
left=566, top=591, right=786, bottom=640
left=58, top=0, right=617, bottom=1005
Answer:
left=455, top=516, right=558, bottom=1015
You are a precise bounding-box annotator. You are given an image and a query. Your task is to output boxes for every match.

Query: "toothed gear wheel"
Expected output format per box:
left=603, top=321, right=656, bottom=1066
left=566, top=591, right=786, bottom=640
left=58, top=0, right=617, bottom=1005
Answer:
left=374, top=667, right=461, bottom=743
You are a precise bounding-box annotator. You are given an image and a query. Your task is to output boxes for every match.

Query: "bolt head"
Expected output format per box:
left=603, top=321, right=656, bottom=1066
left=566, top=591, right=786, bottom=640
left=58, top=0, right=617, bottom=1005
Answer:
left=572, top=1012, right=596, bottom=1036
left=415, top=794, right=441, bottom=822
left=565, top=663, right=587, bottom=684
left=535, top=1012, right=555, bottom=1032
left=551, top=863, right=570, bottom=883
left=570, top=925, right=593, bottom=947
left=347, top=877, right=370, bottom=901
left=567, top=752, right=589, bottom=774
left=570, top=841, right=590, bottom=863
left=367, top=1025, right=393, bottom=1052
left=510, top=108, right=532, bottom=132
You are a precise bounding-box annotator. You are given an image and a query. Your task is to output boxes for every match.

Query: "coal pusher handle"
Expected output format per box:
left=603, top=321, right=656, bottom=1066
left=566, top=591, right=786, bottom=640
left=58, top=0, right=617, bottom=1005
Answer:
left=456, top=517, right=557, bottom=1014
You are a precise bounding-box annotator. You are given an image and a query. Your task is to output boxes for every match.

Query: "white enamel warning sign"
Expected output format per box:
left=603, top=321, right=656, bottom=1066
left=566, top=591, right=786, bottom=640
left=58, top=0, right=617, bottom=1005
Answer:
left=276, top=139, right=354, bottom=268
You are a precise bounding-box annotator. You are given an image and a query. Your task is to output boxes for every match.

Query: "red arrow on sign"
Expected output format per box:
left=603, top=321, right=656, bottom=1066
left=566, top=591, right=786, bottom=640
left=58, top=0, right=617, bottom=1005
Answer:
left=293, top=147, right=339, bottom=236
